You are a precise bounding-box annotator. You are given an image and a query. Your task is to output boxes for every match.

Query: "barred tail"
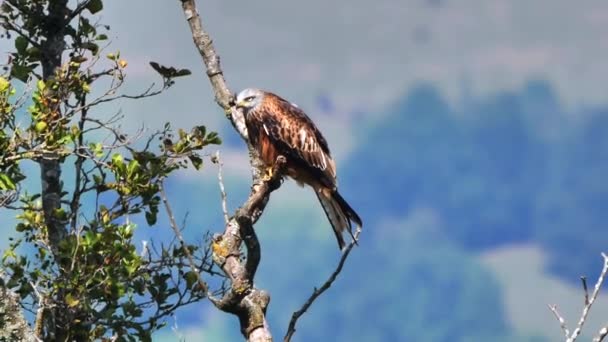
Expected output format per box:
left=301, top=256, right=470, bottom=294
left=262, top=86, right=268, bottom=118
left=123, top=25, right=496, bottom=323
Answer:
left=316, top=189, right=363, bottom=251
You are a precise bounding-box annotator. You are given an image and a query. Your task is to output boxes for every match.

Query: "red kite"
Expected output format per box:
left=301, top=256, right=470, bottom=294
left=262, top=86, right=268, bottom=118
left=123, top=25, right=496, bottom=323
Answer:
left=236, top=88, right=362, bottom=250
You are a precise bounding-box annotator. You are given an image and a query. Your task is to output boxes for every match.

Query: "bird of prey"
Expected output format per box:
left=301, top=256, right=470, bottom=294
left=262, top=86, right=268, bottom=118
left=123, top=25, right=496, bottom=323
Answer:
left=235, top=88, right=362, bottom=250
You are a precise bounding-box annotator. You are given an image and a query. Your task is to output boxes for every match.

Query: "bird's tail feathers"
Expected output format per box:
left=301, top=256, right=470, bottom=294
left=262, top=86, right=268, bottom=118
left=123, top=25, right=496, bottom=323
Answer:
left=316, top=189, right=363, bottom=251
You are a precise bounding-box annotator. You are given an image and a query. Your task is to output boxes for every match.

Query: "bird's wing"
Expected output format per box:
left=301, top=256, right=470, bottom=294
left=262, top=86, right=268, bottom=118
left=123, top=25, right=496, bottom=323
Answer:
left=256, top=93, right=337, bottom=187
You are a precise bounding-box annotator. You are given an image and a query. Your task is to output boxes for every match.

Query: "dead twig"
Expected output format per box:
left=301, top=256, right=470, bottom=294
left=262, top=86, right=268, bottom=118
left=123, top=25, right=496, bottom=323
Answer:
left=594, top=325, right=608, bottom=342
left=284, top=226, right=362, bottom=342
left=548, top=304, right=570, bottom=339
left=211, top=151, right=229, bottom=224
left=581, top=276, right=590, bottom=306
left=159, top=181, right=211, bottom=297
left=567, top=253, right=608, bottom=341
left=549, top=253, right=608, bottom=342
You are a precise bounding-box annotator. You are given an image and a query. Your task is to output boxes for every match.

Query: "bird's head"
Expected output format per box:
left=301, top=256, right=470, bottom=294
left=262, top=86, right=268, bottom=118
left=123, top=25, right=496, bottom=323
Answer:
left=235, top=88, right=264, bottom=113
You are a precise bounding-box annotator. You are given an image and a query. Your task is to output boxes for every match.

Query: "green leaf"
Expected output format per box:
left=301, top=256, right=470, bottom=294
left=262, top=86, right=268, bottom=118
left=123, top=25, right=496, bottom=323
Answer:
left=188, top=155, right=203, bottom=170
left=127, top=160, right=140, bottom=179
left=15, top=36, right=28, bottom=54
left=10, top=64, right=32, bottom=83
left=36, top=80, right=45, bottom=92
left=26, top=47, right=41, bottom=61
left=184, top=271, right=198, bottom=289
left=0, top=173, right=16, bottom=190
left=83, top=230, right=97, bottom=246
left=90, top=142, right=103, bottom=158
left=34, top=121, right=47, bottom=132
left=80, top=42, right=99, bottom=55
left=0, top=77, right=9, bottom=92
left=86, top=0, right=104, bottom=14
left=66, top=293, right=80, bottom=308
left=111, top=154, right=124, bottom=172
left=93, top=174, right=103, bottom=185
left=205, top=132, right=222, bottom=145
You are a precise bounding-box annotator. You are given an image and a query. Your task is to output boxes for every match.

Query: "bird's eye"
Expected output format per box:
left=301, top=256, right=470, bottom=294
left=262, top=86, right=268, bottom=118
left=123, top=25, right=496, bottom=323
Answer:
left=245, top=96, right=255, bottom=102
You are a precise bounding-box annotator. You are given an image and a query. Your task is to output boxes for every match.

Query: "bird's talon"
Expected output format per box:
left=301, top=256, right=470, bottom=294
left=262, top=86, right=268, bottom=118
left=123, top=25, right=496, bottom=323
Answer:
left=261, top=166, right=274, bottom=182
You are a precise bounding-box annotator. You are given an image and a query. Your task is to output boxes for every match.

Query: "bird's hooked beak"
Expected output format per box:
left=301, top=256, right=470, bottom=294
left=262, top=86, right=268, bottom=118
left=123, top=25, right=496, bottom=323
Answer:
left=235, top=101, right=245, bottom=109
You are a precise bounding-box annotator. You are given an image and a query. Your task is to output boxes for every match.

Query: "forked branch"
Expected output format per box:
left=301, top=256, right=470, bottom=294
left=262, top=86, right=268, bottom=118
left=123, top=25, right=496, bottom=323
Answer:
left=549, top=253, right=608, bottom=342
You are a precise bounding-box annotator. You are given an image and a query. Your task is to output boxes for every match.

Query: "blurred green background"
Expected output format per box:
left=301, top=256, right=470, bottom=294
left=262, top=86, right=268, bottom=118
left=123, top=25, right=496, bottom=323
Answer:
left=3, top=0, right=608, bottom=341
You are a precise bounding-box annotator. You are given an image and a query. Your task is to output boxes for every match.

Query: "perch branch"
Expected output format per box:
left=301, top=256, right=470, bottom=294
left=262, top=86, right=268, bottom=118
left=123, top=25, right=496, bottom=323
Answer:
left=179, top=0, right=274, bottom=340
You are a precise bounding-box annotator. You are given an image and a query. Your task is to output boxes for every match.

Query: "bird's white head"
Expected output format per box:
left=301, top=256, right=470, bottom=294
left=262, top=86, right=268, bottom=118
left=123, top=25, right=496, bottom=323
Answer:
left=235, top=88, right=264, bottom=113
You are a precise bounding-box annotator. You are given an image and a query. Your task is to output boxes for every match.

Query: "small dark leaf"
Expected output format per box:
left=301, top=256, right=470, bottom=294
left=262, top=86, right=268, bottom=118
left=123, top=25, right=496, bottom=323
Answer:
left=173, top=69, right=192, bottom=77
left=184, top=271, right=198, bottom=289
left=10, top=64, right=32, bottom=83
left=71, top=55, right=88, bottom=63
left=204, top=132, right=222, bottom=145
left=79, top=17, right=96, bottom=36
left=80, top=42, right=99, bottom=55
left=194, top=125, right=206, bottom=137
left=149, top=62, right=166, bottom=75
left=149, top=61, right=191, bottom=78
left=26, top=47, right=41, bottom=61
left=15, top=36, right=28, bottom=54
left=188, top=155, right=203, bottom=170
left=145, top=211, right=157, bottom=225
left=86, top=0, right=104, bottom=14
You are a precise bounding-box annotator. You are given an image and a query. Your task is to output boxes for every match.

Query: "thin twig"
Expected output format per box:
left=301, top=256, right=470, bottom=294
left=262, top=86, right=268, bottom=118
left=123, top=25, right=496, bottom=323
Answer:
left=159, top=181, right=210, bottom=296
left=594, top=326, right=608, bottom=342
left=567, top=253, right=608, bottom=342
left=283, top=226, right=362, bottom=342
left=548, top=304, right=570, bottom=338
left=212, top=151, right=229, bottom=224
left=581, top=276, right=590, bottom=306
left=68, top=0, right=94, bottom=21
left=29, top=281, right=48, bottom=341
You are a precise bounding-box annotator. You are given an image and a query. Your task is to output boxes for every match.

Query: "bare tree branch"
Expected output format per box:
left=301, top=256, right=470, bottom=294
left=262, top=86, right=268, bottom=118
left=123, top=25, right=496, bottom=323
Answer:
left=581, top=276, right=590, bottom=306
left=550, top=253, right=608, bottom=342
left=567, top=253, right=608, bottom=341
left=594, top=326, right=608, bottom=342
left=212, top=151, right=229, bottom=224
left=159, top=181, right=211, bottom=297
left=178, top=1, right=232, bottom=111
left=68, top=0, right=94, bottom=21
left=283, top=226, right=362, bottom=342
left=548, top=304, right=570, bottom=339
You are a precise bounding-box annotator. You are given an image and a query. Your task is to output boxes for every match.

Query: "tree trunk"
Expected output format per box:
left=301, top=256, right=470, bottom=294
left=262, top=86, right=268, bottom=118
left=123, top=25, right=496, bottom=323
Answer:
left=39, top=1, right=70, bottom=340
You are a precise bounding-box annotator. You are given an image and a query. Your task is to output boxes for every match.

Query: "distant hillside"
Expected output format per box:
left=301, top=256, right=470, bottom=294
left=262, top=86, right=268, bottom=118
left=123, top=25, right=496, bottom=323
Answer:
left=342, top=80, right=608, bottom=283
